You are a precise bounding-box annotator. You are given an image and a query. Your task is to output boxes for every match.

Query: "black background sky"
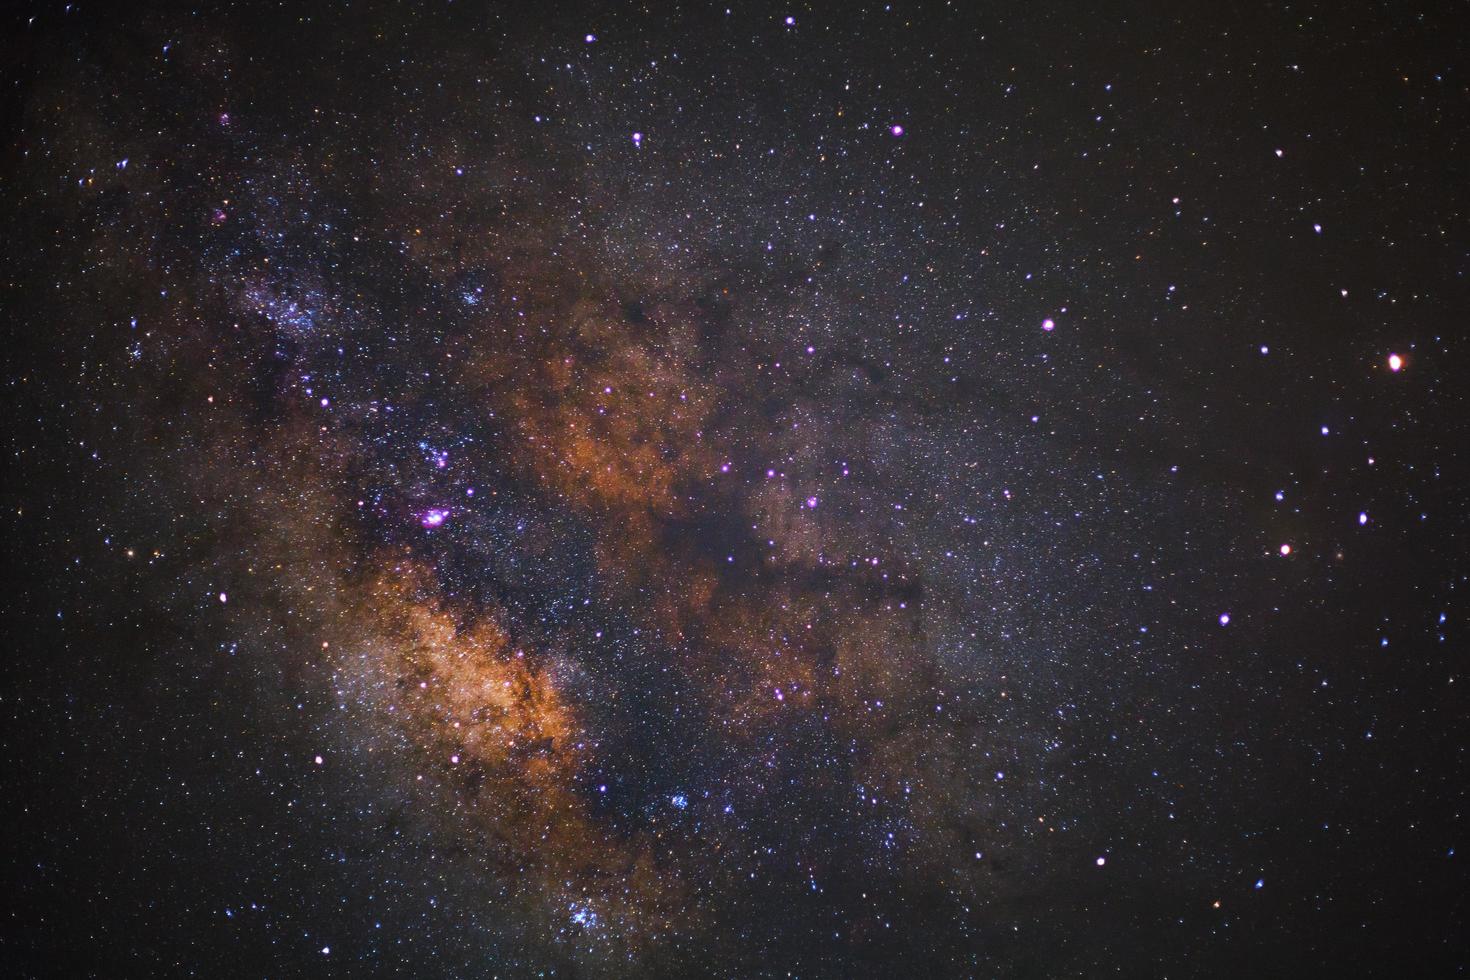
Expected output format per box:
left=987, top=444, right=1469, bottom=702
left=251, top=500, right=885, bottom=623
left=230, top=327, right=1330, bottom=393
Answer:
left=3, top=1, right=1468, bottom=976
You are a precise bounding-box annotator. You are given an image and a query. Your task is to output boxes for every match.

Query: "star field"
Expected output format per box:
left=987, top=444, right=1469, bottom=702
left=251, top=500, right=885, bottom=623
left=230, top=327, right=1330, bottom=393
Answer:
left=3, top=2, right=1468, bottom=976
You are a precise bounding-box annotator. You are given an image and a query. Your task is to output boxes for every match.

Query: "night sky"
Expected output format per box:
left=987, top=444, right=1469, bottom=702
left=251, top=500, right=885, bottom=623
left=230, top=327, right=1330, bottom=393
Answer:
left=4, top=1, right=1469, bottom=976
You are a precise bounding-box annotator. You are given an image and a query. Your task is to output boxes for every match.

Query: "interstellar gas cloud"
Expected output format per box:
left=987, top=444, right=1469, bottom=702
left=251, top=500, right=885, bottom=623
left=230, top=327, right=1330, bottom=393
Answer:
left=3, top=2, right=1467, bottom=976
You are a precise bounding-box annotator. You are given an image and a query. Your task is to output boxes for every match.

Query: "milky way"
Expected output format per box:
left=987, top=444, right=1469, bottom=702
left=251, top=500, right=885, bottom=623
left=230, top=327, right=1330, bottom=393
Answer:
left=5, top=2, right=1468, bottom=976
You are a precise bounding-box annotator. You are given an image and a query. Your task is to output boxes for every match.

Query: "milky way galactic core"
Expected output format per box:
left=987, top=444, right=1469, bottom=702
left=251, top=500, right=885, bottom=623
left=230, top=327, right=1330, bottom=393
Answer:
left=3, top=2, right=1467, bottom=976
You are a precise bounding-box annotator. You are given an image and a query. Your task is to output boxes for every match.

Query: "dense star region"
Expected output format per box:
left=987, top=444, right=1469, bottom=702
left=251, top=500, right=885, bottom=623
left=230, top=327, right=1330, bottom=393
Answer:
left=3, top=2, right=1468, bottom=976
